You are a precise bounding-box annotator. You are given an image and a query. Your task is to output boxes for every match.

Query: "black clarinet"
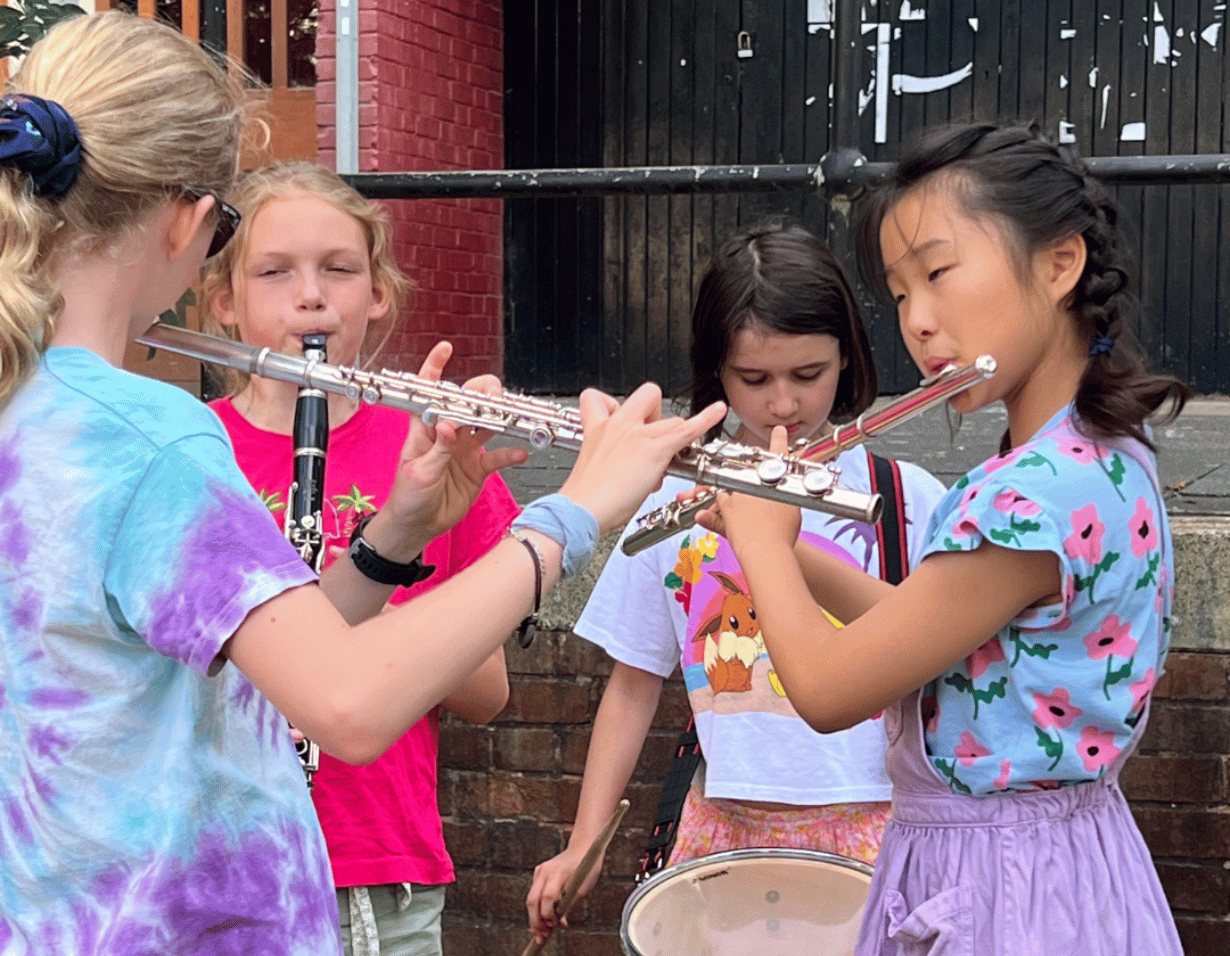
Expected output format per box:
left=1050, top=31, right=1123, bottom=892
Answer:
left=287, top=333, right=328, bottom=788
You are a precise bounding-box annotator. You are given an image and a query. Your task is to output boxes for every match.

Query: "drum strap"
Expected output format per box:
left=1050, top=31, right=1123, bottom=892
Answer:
left=636, top=452, right=910, bottom=881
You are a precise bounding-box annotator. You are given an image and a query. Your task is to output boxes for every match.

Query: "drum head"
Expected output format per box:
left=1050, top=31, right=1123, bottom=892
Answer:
left=621, top=848, right=872, bottom=956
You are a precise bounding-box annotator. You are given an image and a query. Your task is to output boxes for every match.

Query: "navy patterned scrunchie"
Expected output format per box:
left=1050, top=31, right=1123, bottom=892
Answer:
left=0, top=94, right=82, bottom=198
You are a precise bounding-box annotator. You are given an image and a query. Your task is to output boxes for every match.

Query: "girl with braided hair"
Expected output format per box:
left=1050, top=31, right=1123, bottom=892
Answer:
left=699, top=122, right=1187, bottom=954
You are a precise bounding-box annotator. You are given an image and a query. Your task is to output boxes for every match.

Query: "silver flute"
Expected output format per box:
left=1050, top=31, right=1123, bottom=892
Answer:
left=620, top=355, right=998, bottom=556
left=138, top=323, right=881, bottom=520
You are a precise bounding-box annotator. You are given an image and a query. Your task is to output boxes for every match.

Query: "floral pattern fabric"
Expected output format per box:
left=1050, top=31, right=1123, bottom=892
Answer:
left=920, top=405, right=1172, bottom=796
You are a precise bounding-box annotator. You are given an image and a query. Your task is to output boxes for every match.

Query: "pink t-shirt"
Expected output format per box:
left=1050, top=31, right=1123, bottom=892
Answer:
left=211, top=397, right=520, bottom=887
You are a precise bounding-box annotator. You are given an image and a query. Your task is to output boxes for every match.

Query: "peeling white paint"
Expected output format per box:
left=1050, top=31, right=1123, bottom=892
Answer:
left=1089, top=67, right=1099, bottom=87
left=1059, top=121, right=1076, bottom=144
left=1121, top=122, right=1146, bottom=141
left=874, top=22, right=891, bottom=143
left=1061, top=28, right=1077, bottom=39
left=893, top=62, right=973, bottom=94
left=1203, top=23, right=1222, bottom=47
left=1153, top=25, right=1171, bottom=63
left=900, top=1, right=925, bottom=21
left=807, top=0, right=833, bottom=27
left=1060, top=75, right=1069, bottom=88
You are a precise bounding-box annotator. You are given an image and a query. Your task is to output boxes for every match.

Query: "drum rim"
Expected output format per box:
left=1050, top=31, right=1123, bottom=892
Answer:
left=619, top=848, right=874, bottom=954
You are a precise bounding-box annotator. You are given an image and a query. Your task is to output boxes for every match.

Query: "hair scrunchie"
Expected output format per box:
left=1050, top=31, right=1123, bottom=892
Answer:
left=0, top=94, right=82, bottom=199
left=1089, top=336, right=1115, bottom=357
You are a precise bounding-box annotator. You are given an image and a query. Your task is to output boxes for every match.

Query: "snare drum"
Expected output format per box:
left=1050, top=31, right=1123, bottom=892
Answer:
left=620, top=848, right=872, bottom=956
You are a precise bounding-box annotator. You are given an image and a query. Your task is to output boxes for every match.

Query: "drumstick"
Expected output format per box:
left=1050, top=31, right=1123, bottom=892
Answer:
left=521, top=798, right=630, bottom=956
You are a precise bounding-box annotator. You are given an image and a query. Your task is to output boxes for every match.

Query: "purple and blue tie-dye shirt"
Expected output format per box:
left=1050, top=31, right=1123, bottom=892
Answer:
left=0, top=349, right=338, bottom=955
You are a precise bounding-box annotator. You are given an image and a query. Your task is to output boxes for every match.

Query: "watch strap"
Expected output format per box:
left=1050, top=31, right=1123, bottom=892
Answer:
left=347, top=514, right=436, bottom=587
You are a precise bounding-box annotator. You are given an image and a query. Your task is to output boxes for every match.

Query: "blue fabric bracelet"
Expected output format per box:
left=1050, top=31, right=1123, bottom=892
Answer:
left=511, top=493, right=599, bottom=579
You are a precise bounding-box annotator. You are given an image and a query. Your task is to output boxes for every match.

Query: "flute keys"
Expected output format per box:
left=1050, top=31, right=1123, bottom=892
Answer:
left=529, top=425, right=553, bottom=449
left=756, top=457, right=789, bottom=485
left=802, top=468, right=836, bottom=496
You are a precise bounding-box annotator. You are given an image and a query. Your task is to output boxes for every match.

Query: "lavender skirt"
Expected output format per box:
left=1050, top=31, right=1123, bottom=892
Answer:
left=855, top=692, right=1183, bottom=956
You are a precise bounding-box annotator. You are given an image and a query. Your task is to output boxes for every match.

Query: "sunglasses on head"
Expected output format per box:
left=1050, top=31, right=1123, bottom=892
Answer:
left=182, top=187, right=242, bottom=258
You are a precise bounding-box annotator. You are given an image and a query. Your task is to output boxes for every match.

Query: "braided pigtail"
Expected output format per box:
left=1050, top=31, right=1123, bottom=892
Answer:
left=1066, top=169, right=1187, bottom=448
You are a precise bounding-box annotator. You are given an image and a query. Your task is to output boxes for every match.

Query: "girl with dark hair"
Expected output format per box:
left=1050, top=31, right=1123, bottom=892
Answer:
left=526, top=218, right=946, bottom=944
left=703, top=124, right=1186, bottom=953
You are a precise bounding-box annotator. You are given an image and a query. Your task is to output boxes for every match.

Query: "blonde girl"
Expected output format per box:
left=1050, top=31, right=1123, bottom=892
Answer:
left=202, top=162, right=519, bottom=956
left=0, top=13, right=725, bottom=953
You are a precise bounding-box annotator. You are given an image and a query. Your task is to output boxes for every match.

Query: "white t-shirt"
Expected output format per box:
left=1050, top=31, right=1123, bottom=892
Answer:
left=575, top=447, right=947, bottom=805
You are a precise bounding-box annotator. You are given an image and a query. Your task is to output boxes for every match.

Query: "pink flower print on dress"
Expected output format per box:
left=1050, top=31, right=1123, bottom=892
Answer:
left=965, top=638, right=1007, bottom=679
left=955, top=731, right=991, bottom=767
left=1064, top=504, right=1105, bottom=565
left=1084, top=615, right=1138, bottom=661
left=992, top=488, right=1042, bottom=517
left=1055, top=437, right=1102, bottom=465
left=1032, top=687, right=1084, bottom=730
left=1129, top=667, right=1156, bottom=717
left=982, top=447, right=1024, bottom=475
left=1130, top=497, right=1159, bottom=558
left=1077, top=726, right=1121, bottom=772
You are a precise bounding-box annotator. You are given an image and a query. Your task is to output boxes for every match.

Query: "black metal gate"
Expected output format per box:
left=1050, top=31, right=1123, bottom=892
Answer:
left=501, top=0, right=1230, bottom=396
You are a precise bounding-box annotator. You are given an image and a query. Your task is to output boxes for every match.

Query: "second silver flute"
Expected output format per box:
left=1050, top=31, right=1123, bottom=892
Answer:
left=620, top=355, right=998, bottom=556
left=138, top=324, right=881, bottom=520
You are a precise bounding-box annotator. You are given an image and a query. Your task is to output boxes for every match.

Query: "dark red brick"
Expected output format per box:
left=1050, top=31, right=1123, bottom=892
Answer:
left=1155, top=861, right=1230, bottom=913
left=1121, top=753, right=1226, bottom=803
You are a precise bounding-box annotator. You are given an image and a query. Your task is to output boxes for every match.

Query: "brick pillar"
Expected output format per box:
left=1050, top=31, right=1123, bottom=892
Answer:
left=316, top=0, right=504, bottom=380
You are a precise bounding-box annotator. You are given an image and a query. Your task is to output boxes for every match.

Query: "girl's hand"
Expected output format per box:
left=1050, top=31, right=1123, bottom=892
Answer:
left=379, top=342, right=528, bottom=551
left=696, top=425, right=801, bottom=549
left=525, top=846, right=605, bottom=944
left=559, top=383, right=726, bottom=533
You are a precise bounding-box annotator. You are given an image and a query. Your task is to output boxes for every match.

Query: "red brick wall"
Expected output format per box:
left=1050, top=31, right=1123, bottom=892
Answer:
left=1122, top=650, right=1230, bottom=954
left=440, top=639, right=1230, bottom=956
left=316, top=0, right=504, bottom=379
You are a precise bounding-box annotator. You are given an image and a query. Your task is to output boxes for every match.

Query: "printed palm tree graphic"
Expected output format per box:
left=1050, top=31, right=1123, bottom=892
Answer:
left=333, top=484, right=376, bottom=514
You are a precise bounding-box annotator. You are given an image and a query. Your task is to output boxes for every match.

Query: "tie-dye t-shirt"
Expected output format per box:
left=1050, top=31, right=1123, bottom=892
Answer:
left=0, top=349, right=337, bottom=955
left=576, top=448, right=946, bottom=805
left=919, top=405, right=1172, bottom=796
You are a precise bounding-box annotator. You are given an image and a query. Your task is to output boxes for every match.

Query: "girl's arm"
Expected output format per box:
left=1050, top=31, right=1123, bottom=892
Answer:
left=791, top=538, right=895, bottom=623
left=225, top=385, right=726, bottom=764
left=318, top=344, right=528, bottom=625
left=440, top=644, right=508, bottom=724
left=707, top=427, right=1060, bottom=733
left=526, top=661, right=664, bottom=942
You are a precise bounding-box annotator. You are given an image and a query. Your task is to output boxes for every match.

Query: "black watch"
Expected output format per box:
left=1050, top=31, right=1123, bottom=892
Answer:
left=347, top=514, right=436, bottom=587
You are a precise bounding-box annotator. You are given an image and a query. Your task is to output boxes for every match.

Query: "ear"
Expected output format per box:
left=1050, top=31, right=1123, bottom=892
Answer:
left=167, top=194, right=215, bottom=263
left=1038, top=232, right=1087, bottom=306
left=210, top=282, right=239, bottom=328
left=367, top=275, right=393, bottom=323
